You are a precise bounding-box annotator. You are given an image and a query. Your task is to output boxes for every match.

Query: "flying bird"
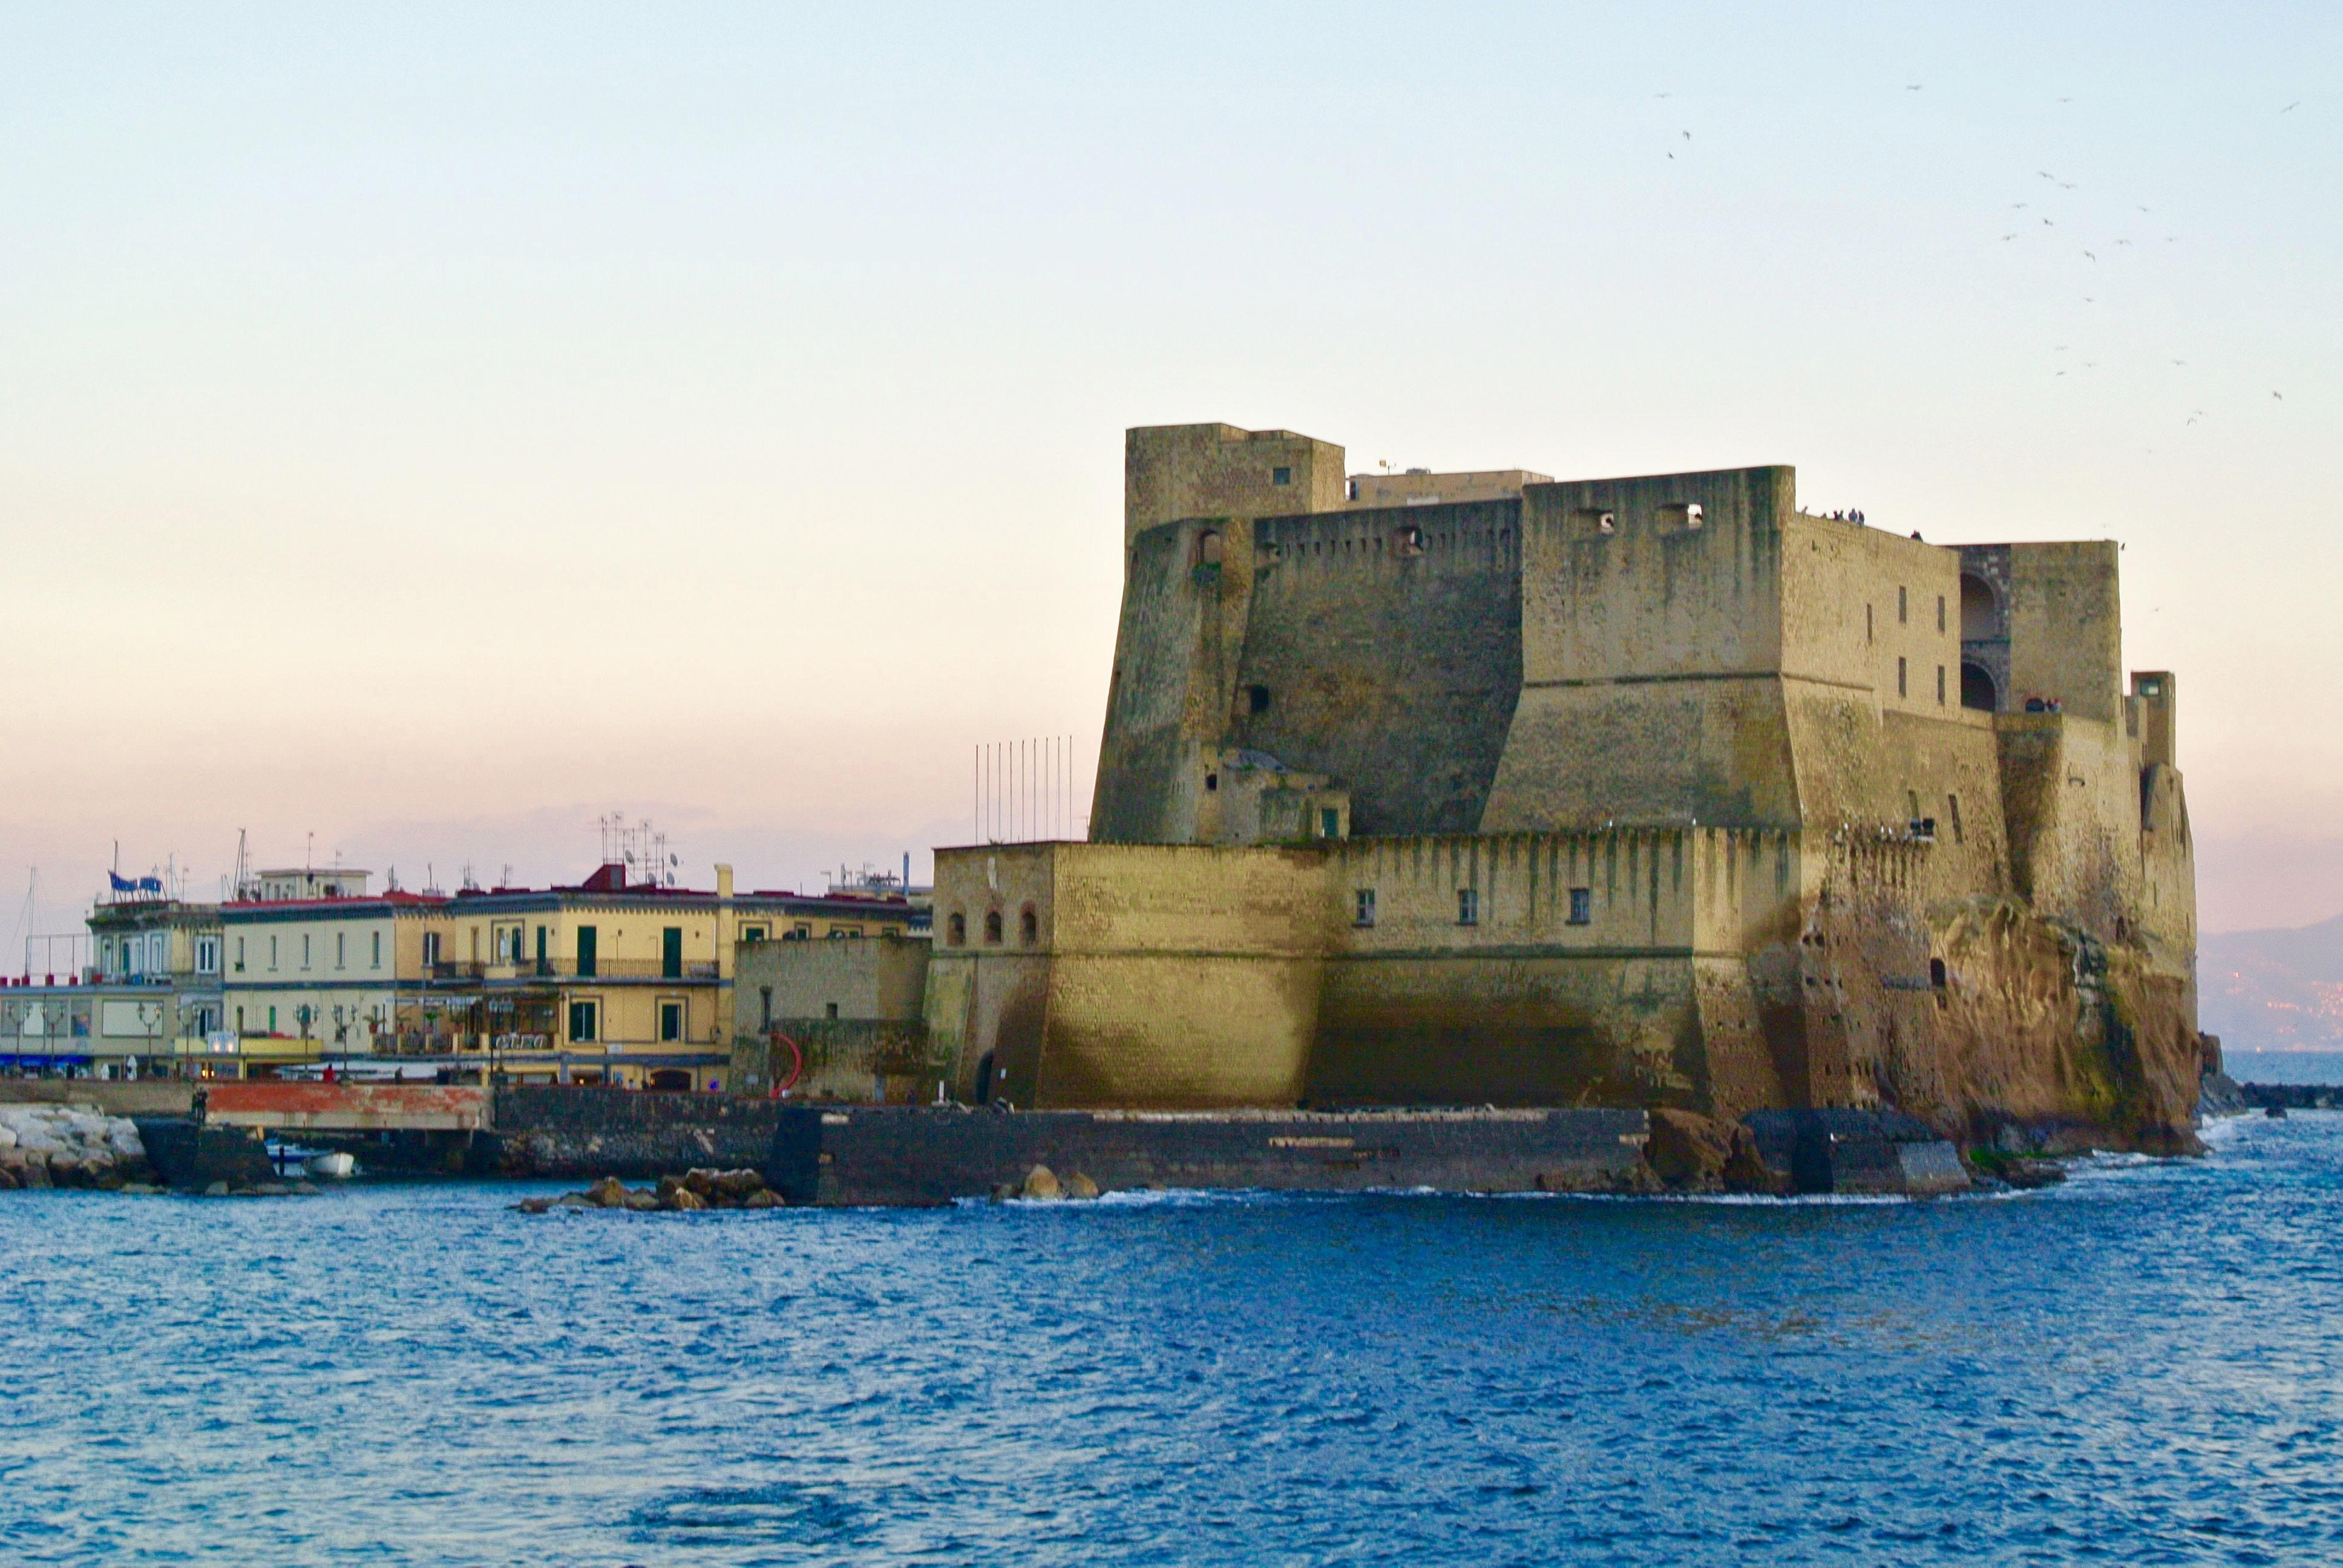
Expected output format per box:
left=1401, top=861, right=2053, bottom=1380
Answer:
left=2282, top=100, right=2300, bottom=113
left=1907, top=84, right=1922, bottom=91
left=2172, top=359, right=2186, bottom=366
left=2039, top=171, right=2058, bottom=180
left=2057, top=96, right=2074, bottom=103
left=2083, top=250, right=2097, bottom=261
left=2115, top=238, right=2133, bottom=246
left=2273, top=390, right=2284, bottom=400
left=2002, top=232, right=2019, bottom=241
left=1682, top=130, right=1692, bottom=139
left=2011, top=202, right=2029, bottom=209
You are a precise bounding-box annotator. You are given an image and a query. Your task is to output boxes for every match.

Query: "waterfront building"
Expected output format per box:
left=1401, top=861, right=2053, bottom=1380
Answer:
left=0, top=884, right=228, bottom=1080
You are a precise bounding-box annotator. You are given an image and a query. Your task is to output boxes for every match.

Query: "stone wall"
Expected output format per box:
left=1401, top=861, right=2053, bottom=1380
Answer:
left=488, top=1085, right=785, bottom=1179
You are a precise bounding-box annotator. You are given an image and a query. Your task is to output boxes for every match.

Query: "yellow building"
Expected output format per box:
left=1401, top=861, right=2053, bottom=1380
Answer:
left=214, top=863, right=923, bottom=1088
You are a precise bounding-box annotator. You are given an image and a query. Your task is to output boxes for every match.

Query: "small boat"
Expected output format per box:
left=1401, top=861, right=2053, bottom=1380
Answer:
left=306, top=1150, right=359, bottom=1180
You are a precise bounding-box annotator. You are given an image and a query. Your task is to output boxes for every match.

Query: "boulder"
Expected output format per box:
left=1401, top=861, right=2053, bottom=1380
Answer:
left=0, top=1125, right=16, bottom=1150
left=712, top=1168, right=768, bottom=1200
left=203, top=1180, right=229, bottom=1197
left=663, top=1186, right=707, bottom=1212
left=516, top=1197, right=553, bottom=1215
left=655, top=1175, right=687, bottom=1203
left=1644, top=1109, right=1776, bottom=1194
left=1020, top=1165, right=1063, bottom=1201
left=586, top=1175, right=632, bottom=1209
left=1063, top=1171, right=1101, bottom=1200
left=682, top=1168, right=718, bottom=1198
left=741, top=1187, right=783, bottom=1209
left=552, top=1192, right=597, bottom=1209
left=624, top=1191, right=660, bottom=1212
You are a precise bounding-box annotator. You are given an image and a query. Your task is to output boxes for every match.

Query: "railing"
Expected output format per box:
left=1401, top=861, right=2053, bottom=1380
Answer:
left=426, top=958, right=718, bottom=982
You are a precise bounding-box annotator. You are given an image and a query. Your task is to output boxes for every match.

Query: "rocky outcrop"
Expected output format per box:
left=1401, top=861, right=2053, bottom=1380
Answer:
left=0, top=1103, right=152, bottom=1190
left=1643, top=1109, right=1778, bottom=1194
left=516, top=1166, right=784, bottom=1215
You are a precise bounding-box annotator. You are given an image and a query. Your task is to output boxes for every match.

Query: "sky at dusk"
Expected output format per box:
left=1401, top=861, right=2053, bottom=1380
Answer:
left=3, top=2, right=2338, bottom=946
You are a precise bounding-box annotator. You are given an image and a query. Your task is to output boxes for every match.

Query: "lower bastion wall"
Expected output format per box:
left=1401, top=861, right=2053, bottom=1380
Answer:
left=923, top=826, right=2204, bottom=1149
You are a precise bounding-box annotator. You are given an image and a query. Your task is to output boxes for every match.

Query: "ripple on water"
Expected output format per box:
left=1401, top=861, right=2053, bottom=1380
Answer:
left=2, top=1117, right=2342, bottom=1565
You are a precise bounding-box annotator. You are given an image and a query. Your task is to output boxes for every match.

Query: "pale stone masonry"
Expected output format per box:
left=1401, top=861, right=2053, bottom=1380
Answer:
left=922, top=423, right=2201, bottom=1149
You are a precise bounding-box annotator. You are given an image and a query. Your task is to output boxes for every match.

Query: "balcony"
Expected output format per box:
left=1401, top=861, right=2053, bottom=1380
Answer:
left=428, top=957, right=719, bottom=983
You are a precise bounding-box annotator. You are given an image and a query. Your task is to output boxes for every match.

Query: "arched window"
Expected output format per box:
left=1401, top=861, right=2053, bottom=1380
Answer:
left=1194, top=529, right=1222, bottom=567
left=1960, top=573, right=1999, bottom=639
left=983, top=910, right=1003, bottom=946
left=1961, top=662, right=1998, bottom=713
left=947, top=912, right=966, bottom=946
left=1019, top=907, right=1038, bottom=946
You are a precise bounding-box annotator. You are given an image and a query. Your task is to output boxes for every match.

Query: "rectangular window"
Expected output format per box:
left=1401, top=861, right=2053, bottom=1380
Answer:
left=235, top=936, right=246, bottom=973
left=1355, top=889, right=1377, bottom=927
left=1898, top=586, right=1908, bottom=624
left=1272, top=465, right=1293, bottom=485
left=195, top=936, right=220, bottom=975
left=1568, top=887, right=1592, bottom=926
left=742, top=924, right=768, bottom=943
left=793, top=923, right=811, bottom=939
left=336, top=932, right=346, bottom=970
left=825, top=1002, right=839, bottom=1019
left=568, top=999, right=598, bottom=1043
left=269, top=935, right=279, bottom=971
left=235, top=1005, right=244, bottom=1034
left=372, top=930, right=382, bottom=969
left=1898, top=656, right=1908, bottom=697
left=422, top=931, right=442, bottom=965
left=301, top=934, right=312, bottom=970
left=1320, top=808, right=1340, bottom=838
left=1937, top=594, right=1947, bottom=633
left=758, top=985, right=773, bottom=1030
left=658, top=1000, right=684, bottom=1042
left=576, top=926, right=598, bottom=978
left=1948, top=794, right=1965, bottom=843
left=1457, top=887, right=1478, bottom=926
left=661, top=926, right=683, bottom=980
left=1936, top=664, right=1947, bottom=704
left=535, top=926, right=548, bottom=966
left=267, top=1005, right=278, bottom=1033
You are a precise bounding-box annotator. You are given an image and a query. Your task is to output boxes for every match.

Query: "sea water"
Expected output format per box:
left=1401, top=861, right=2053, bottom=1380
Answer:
left=5, top=1112, right=2342, bottom=1566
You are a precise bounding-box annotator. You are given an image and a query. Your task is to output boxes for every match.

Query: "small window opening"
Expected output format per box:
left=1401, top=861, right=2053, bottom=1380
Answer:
left=983, top=911, right=1003, bottom=945
left=1247, top=684, right=1270, bottom=714
left=1195, top=529, right=1222, bottom=566
left=825, top=1002, right=840, bottom=1019
left=1271, top=465, right=1292, bottom=486
left=1937, top=594, right=1947, bottom=633
left=1204, top=772, right=1218, bottom=792
left=1567, top=887, right=1592, bottom=926
left=1947, top=794, right=1965, bottom=843
left=1354, top=889, right=1376, bottom=927
left=1936, top=664, right=1947, bottom=705
left=1019, top=907, right=1038, bottom=946
left=1866, top=604, right=1875, bottom=644
left=1457, top=887, right=1479, bottom=926
left=1320, top=808, right=1340, bottom=838
left=1898, top=586, right=1909, bottom=624
left=948, top=912, right=966, bottom=946
left=1898, top=656, right=1908, bottom=697
left=1929, top=958, right=1947, bottom=990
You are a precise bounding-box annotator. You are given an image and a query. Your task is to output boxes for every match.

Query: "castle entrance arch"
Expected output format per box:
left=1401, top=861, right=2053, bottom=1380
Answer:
left=1961, top=661, right=1998, bottom=712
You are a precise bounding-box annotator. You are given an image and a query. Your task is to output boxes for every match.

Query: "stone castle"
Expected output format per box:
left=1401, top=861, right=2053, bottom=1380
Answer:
left=922, top=423, right=2201, bottom=1148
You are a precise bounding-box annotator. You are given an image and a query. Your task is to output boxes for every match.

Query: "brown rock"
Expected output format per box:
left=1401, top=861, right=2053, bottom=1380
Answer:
left=586, top=1175, right=631, bottom=1208
left=663, top=1186, right=707, bottom=1212
left=741, top=1187, right=783, bottom=1209
left=624, top=1191, right=660, bottom=1212
left=516, top=1197, right=552, bottom=1215
left=1643, top=1109, right=1740, bottom=1191
left=1020, top=1165, right=1062, bottom=1201
left=713, top=1168, right=767, bottom=1200
left=682, top=1168, right=717, bottom=1198
left=1063, top=1171, right=1101, bottom=1200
